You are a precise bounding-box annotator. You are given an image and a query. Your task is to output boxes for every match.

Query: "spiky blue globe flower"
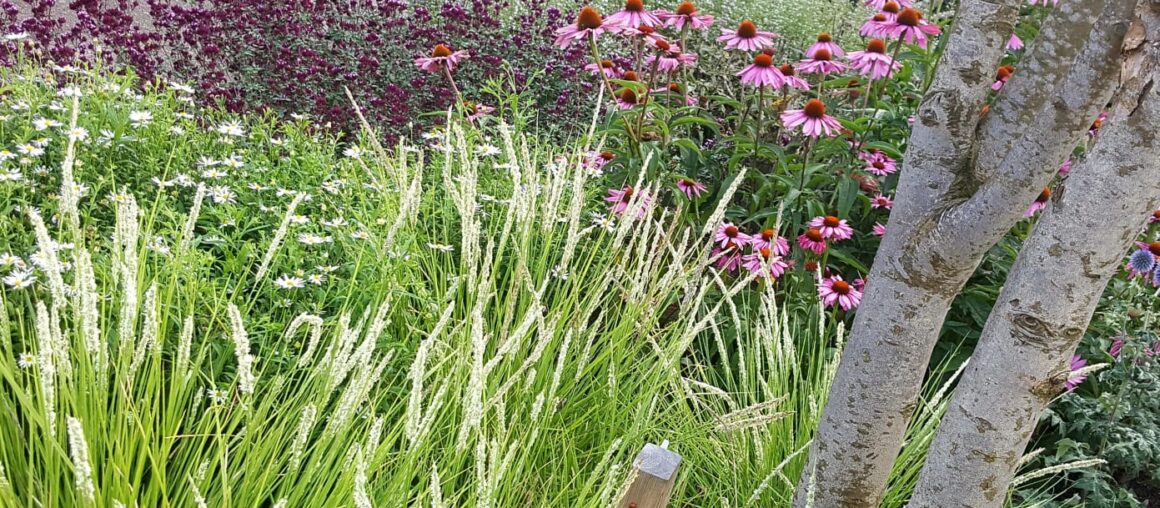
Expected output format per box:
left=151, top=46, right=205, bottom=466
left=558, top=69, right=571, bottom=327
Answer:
left=1129, top=249, right=1155, bottom=274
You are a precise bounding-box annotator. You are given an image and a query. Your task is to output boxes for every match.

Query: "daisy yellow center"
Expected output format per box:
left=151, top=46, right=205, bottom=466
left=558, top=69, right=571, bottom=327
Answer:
left=804, top=99, right=827, bottom=119
left=813, top=48, right=832, bottom=61
left=832, top=280, right=851, bottom=294
left=866, top=39, right=887, bottom=53
left=823, top=215, right=841, bottom=227
left=754, top=53, right=773, bottom=67
left=897, top=7, right=922, bottom=26
left=806, top=229, right=824, bottom=241
left=625, top=0, right=645, bottom=11
left=737, top=20, right=758, bottom=38
left=432, top=44, right=453, bottom=57
left=676, top=1, right=697, bottom=15
left=577, top=6, right=604, bottom=29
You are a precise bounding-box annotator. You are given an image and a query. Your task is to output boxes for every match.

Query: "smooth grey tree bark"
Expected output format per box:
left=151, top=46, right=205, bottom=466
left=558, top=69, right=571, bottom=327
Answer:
left=794, top=0, right=1134, bottom=505
left=908, top=4, right=1160, bottom=506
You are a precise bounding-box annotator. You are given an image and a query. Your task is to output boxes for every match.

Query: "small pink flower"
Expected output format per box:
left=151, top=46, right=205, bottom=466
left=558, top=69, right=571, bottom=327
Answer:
left=711, top=243, right=743, bottom=272
left=1150, top=208, right=1160, bottom=223
left=738, top=52, right=786, bottom=88
left=782, top=99, right=842, bottom=138
left=798, top=228, right=827, bottom=254
left=847, top=39, right=901, bottom=80
left=466, top=102, right=495, bottom=121
left=605, top=185, right=653, bottom=217
left=743, top=248, right=789, bottom=279
left=861, top=151, right=898, bottom=176
left=718, top=20, right=776, bottom=51
left=1089, top=111, right=1107, bottom=136
left=616, top=88, right=640, bottom=109
left=776, top=64, right=811, bottom=90
left=992, top=65, right=1014, bottom=91
left=819, top=275, right=863, bottom=310
left=1025, top=187, right=1051, bottom=217
left=883, top=8, right=941, bottom=49
left=646, top=43, right=697, bottom=72
left=414, top=44, right=470, bottom=73
left=750, top=228, right=790, bottom=255
left=585, top=59, right=622, bottom=78
left=661, top=1, right=714, bottom=29
left=1058, top=158, right=1072, bottom=177
left=1064, top=355, right=1086, bottom=391
left=806, top=32, right=845, bottom=58
left=556, top=6, right=623, bottom=49
left=872, top=222, right=886, bottom=236
left=1006, top=33, right=1024, bottom=50
left=808, top=215, right=854, bottom=240
left=715, top=222, right=752, bottom=248
left=676, top=178, right=707, bottom=199
left=870, top=194, right=893, bottom=209
left=605, top=0, right=664, bottom=28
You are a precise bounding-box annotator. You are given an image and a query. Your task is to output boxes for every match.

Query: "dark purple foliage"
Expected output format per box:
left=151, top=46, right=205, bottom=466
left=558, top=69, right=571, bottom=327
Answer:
left=1, top=0, right=591, bottom=140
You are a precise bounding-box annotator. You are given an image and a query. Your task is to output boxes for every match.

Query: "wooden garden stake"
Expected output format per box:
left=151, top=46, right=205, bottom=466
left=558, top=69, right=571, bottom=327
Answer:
left=617, top=440, right=682, bottom=508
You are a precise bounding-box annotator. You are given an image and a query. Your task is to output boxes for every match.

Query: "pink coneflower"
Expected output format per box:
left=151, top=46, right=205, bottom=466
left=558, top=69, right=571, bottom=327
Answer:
left=646, top=44, right=697, bottom=71
left=751, top=228, right=790, bottom=255
left=606, top=185, right=654, bottom=217
left=1150, top=209, right=1160, bottom=223
left=798, top=48, right=847, bottom=75
left=806, top=33, right=845, bottom=58
left=620, top=25, right=668, bottom=46
left=556, top=6, right=622, bottom=49
left=738, top=52, right=786, bottom=88
left=1110, top=339, right=1124, bottom=358
left=1064, top=355, right=1087, bottom=391
left=676, top=177, right=707, bottom=198
left=819, top=275, right=863, bottom=310
left=1058, top=158, right=1072, bottom=177
left=585, top=59, right=622, bottom=78
left=885, top=8, right=941, bottom=48
left=743, top=247, right=789, bottom=279
left=782, top=99, right=842, bottom=138
left=870, top=194, right=893, bottom=209
left=863, top=0, right=910, bottom=9
left=606, top=0, right=663, bottom=28
left=464, top=102, right=495, bottom=121
left=1089, top=111, right=1107, bottom=136
left=777, top=64, right=811, bottom=90
left=992, top=65, right=1014, bottom=91
left=847, top=39, right=901, bottom=80
left=798, top=228, right=827, bottom=254
left=809, top=215, right=854, bottom=240
left=861, top=150, right=898, bottom=176
left=1025, top=187, right=1051, bottom=217
left=718, top=20, right=776, bottom=51
left=653, top=83, right=698, bottom=106
left=1007, top=33, right=1024, bottom=50
left=715, top=222, right=752, bottom=248
left=872, top=222, right=886, bottom=236
left=860, top=13, right=891, bottom=38
left=662, top=1, right=714, bottom=29
left=712, top=242, right=743, bottom=272
left=414, top=44, right=470, bottom=73
left=616, top=88, right=640, bottom=109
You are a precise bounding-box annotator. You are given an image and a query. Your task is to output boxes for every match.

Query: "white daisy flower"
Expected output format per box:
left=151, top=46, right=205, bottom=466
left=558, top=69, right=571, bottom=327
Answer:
left=307, top=273, right=326, bottom=285
left=274, top=275, right=306, bottom=289
left=3, top=270, right=36, bottom=289
left=426, top=242, right=454, bottom=253
left=128, top=110, right=153, bottom=128
left=475, top=144, right=500, bottom=157
left=343, top=145, right=364, bottom=159
left=215, top=120, right=245, bottom=137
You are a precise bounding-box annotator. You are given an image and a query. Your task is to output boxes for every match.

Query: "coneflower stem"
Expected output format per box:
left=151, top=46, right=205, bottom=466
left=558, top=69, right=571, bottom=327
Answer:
left=855, top=40, right=904, bottom=151
left=636, top=56, right=662, bottom=142
left=796, top=138, right=815, bottom=210
left=755, top=85, right=765, bottom=153
left=441, top=66, right=471, bottom=126
left=589, top=33, right=640, bottom=148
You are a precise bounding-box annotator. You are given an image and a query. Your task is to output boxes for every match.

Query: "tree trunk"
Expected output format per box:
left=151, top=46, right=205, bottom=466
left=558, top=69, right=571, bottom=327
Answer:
left=909, top=5, right=1160, bottom=506
left=795, top=0, right=1132, bottom=504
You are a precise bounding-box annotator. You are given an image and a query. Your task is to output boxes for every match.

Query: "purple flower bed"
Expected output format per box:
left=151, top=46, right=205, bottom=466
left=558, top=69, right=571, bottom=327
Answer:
left=1, top=0, right=593, bottom=140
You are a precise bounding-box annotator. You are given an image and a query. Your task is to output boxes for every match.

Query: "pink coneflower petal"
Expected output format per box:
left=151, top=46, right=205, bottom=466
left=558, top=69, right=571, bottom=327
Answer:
left=808, top=215, right=854, bottom=240
left=715, top=222, right=753, bottom=248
